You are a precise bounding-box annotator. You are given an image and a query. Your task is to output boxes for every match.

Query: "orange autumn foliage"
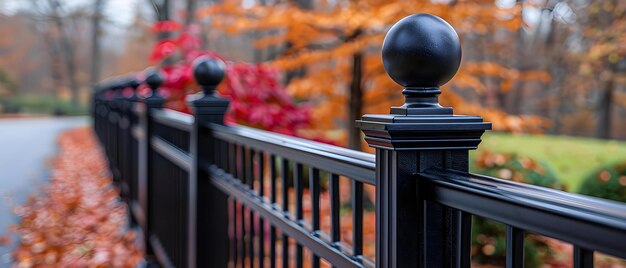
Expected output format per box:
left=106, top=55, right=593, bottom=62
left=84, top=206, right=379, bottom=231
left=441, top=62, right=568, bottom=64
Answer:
left=200, top=0, right=551, bottom=145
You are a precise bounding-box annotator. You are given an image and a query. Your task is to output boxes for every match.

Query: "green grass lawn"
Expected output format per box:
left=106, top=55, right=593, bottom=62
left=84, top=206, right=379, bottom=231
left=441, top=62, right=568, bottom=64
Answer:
left=472, top=132, right=626, bottom=192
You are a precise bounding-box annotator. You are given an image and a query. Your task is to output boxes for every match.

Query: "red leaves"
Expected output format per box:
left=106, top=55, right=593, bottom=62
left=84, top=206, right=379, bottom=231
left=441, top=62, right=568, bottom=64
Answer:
left=177, top=32, right=202, bottom=52
left=148, top=21, right=312, bottom=137
left=221, top=62, right=310, bottom=135
left=150, top=40, right=178, bottom=63
left=149, top=24, right=209, bottom=63
left=11, top=128, right=143, bottom=267
left=151, top=20, right=182, bottom=33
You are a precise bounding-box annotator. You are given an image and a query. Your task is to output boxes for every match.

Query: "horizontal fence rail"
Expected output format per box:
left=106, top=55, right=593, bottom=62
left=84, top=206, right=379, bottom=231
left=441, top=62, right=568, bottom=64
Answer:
left=207, top=122, right=377, bottom=267
left=209, top=123, right=376, bottom=184
left=418, top=169, right=626, bottom=266
left=92, top=13, right=626, bottom=268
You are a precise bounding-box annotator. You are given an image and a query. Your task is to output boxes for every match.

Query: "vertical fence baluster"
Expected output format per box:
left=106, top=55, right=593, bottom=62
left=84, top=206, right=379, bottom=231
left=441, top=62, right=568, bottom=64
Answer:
left=281, top=158, right=290, bottom=268
left=214, top=138, right=220, bottom=169
left=281, top=158, right=290, bottom=214
left=351, top=180, right=363, bottom=259
left=229, top=143, right=236, bottom=177
left=270, top=154, right=277, bottom=268
left=309, top=168, right=321, bottom=268
left=295, top=163, right=304, bottom=222
left=259, top=152, right=266, bottom=268
left=506, top=225, right=524, bottom=268
left=573, top=246, right=594, bottom=268
left=457, top=211, right=472, bottom=268
left=242, top=204, right=247, bottom=267
left=232, top=199, right=238, bottom=267
left=213, top=138, right=222, bottom=169
left=238, top=145, right=244, bottom=183
left=295, top=163, right=304, bottom=268
left=249, top=149, right=256, bottom=268
left=329, top=173, right=340, bottom=247
left=240, top=147, right=247, bottom=267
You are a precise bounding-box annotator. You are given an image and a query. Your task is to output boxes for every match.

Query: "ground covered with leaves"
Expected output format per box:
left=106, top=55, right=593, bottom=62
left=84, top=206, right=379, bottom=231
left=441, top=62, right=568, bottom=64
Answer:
left=9, top=128, right=143, bottom=267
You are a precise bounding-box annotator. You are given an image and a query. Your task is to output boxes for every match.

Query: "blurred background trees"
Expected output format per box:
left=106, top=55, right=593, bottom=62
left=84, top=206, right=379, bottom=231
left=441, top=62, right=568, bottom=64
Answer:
left=0, top=0, right=624, bottom=140
left=199, top=0, right=626, bottom=146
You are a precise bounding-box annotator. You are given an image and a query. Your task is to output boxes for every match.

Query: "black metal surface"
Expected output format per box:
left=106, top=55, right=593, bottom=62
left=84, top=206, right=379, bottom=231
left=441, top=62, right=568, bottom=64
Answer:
left=310, top=168, right=321, bottom=268
left=207, top=165, right=364, bottom=268
left=149, top=151, right=190, bottom=268
left=151, top=109, right=194, bottom=131
left=330, top=173, right=341, bottom=245
left=573, top=246, right=594, bottom=268
left=151, top=136, right=192, bottom=171
left=419, top=168, right=626, bottom=259
left=210, top=123, right=376, bottom=185
left=506, top=225, right=524, bottom=268
left=91, top=13, right=626, bottom=268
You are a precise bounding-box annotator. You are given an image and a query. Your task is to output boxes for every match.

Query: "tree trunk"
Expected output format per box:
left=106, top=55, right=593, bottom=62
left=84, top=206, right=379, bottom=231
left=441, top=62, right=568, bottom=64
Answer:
left=348, top=52, right=363, bottom=150
left=596, top=78, right=614, bottom=139
left=43, top=30, right=64, bottom=97
left=50, top=0, right=79, bottom=107
left=185, top=0, right=195, bottom=25
left=90, top=0, right=105, bottom=86
left=152, top=0, right=170, bottom=40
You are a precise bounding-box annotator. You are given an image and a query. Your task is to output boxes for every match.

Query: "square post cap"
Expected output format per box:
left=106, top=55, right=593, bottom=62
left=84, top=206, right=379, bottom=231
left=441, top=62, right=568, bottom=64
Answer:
left=356, top=14, right=491, bottom=150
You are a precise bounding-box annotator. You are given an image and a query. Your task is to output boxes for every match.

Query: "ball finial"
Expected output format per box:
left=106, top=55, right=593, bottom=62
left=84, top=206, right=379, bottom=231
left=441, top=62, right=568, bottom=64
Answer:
left=382, top=14, right=461, bottom=89
left=127, top=77, right=140, bottom=89
left=193, top=56, right=226, bottom=93
left=145, top=69, right=164, bottom=90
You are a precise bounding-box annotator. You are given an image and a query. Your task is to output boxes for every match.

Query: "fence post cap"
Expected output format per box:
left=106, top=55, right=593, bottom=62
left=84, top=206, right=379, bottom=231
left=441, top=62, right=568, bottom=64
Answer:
left=356, top=13, right=490, bottom=150
left=187, top=56, right=230, bottom=123
left=127, top=77, right=140, bottom=89
left=193, top=56, right=226, bottom=92
left=127, top=76, right=141, bottom=102
left=145, top=69, right=164, bottom=90
left=382, top=13, right=461, bottom=89
left=144, top=68, right=165, bottom=108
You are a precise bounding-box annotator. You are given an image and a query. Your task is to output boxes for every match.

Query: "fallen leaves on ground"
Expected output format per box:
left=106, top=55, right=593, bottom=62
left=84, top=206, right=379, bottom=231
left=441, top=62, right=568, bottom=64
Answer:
left=10, top=127, right=143, bottom=267
left=0, top=234, right=10, bottom=246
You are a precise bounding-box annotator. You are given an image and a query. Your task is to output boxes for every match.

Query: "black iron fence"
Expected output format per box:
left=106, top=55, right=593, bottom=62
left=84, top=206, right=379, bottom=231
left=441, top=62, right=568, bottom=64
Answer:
left=92, top=14, right=626, bottom=268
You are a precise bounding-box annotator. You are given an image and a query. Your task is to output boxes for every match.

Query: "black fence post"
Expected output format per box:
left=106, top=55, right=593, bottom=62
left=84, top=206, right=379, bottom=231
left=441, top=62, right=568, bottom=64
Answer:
left=187, top=56, right=230, bottom=268
left=126, top=77, right=141, bottom=226
left=357, top=14, right=491, bottom=267
left=117, top=79, right=133, bottom=200
left=110, top=83, right=124, bottom=185
left=142, top=70, right=165, bottom=254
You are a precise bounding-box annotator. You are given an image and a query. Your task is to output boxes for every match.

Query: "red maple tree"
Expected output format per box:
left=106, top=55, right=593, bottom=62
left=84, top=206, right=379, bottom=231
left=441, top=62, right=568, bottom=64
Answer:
left=149, top=21, right=311, bottom=136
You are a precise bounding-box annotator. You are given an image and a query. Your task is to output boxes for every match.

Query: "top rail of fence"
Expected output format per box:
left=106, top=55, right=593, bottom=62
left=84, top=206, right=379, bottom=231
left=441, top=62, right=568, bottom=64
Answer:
left=208, top=122, right=376, bottom=185
left=419, top=168, right=626, bottom=259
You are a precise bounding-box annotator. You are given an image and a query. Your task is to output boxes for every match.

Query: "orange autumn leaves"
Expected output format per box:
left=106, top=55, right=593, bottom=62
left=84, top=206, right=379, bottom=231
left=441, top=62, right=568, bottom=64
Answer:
left=10, top=128, right=143, bottom=267
left=200, top=0, right=551, bottom=145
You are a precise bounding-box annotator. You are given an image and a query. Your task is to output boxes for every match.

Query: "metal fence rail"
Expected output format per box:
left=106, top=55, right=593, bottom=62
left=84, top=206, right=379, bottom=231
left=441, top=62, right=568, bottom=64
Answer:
left=418, top=169, right=626, bottom=267
left=92, top=13, right=626, bottom=268
left=207, top=123, right=376, bottom=267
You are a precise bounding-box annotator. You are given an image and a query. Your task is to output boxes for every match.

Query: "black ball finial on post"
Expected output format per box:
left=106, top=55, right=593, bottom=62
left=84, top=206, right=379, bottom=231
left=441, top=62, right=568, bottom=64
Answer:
left=187, top=56, right=230, bottom=124
left=193, top=56, right=226, bottom=96
left=127, top=77, right=140, bottom=101
left=357, top=15, right=490, bottom=268
left=382, top=13, right=461, bottom=115
left=144, top=68, right=166, bottom=109
left=145, top=69, right=165, bottom=96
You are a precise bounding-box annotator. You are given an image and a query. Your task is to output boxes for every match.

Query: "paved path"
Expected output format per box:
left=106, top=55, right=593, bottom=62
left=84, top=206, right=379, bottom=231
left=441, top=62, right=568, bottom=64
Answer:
left=0, top=116, right=88, bottom=265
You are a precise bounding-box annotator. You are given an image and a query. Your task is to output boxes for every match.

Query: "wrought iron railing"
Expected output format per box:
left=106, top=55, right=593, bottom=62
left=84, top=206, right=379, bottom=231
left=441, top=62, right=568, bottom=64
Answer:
left=92, top=13, right=626, bottom=268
